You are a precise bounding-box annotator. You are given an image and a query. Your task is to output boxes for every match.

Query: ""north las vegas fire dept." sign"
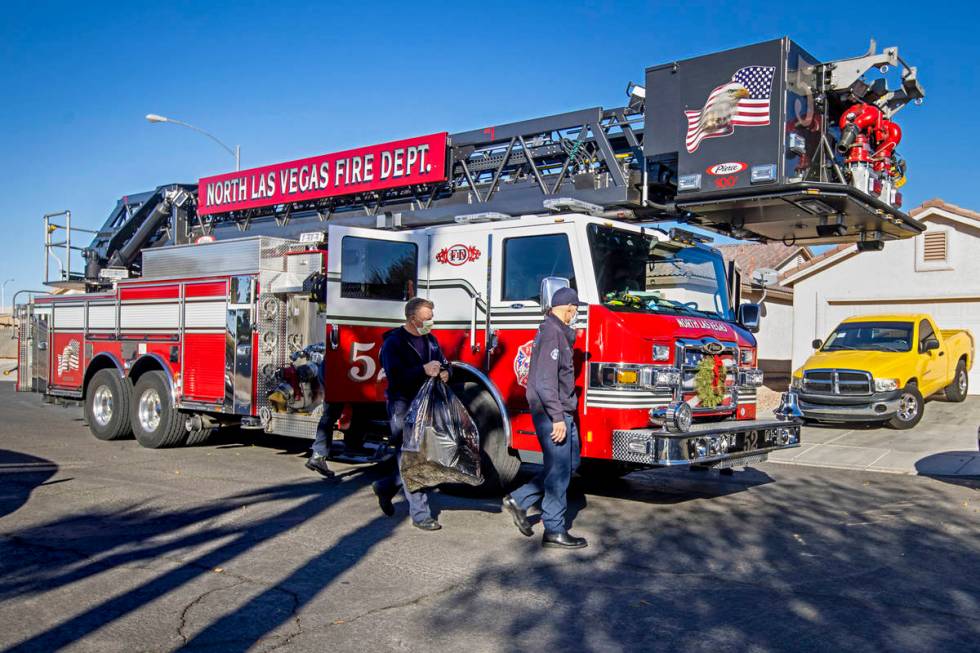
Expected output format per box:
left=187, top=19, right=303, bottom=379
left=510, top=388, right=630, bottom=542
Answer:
left=198, top=132, right=448, bottom=215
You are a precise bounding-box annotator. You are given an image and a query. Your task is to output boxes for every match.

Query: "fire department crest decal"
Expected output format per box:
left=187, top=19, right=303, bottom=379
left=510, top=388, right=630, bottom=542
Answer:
left=436, top=244, right=481, bottom=266
left=513, top=340, right=534, bottom=387
left=58, top=340, right=80, bottom=374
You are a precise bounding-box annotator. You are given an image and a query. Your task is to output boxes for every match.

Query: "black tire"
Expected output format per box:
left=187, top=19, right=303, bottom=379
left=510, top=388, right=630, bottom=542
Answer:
left=184, top=425, right=214, bottom=446
left=454, top=381, right=521, bottom=493
left=944, top=361, right=969, bottom=403
left=84, top=369, right=133, bottom=441
left=130, top=371, right=188, bottom=448
left=887, top=384, right=924, bottom=430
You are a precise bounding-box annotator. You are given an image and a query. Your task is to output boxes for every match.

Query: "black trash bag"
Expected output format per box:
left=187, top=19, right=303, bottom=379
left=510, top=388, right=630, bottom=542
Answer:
left=400, top=378, right=483, bottom=492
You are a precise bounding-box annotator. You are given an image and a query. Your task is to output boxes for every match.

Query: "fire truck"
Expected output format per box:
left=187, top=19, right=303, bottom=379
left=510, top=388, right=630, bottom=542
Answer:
left=15, top=38, right=926, bottom=487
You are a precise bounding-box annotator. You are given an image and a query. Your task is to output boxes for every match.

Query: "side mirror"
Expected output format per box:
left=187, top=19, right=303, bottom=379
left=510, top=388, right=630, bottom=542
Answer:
left=539, top=277, right=570, bottom=312
left=812, top=339, right=823, bottom=350
left=922, top=338, right=940, bottom=353
left=737, top=303, right=761, bottom=333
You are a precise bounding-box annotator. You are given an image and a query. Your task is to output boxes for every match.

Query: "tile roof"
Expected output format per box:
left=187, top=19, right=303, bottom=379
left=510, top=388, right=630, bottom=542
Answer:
left=717, top=242, right=809, bottom=278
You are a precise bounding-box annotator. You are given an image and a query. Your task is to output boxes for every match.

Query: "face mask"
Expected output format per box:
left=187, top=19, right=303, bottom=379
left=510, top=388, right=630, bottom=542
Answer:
left=417, top=319, right=434, bottom=335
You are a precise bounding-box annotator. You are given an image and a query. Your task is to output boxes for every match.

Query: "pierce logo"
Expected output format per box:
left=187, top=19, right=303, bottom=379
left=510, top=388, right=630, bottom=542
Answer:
left=707, top=162, right=748, bottom=176
left=436, top=244, right=481, bottom=266
left=513, top=340, right=535, bottom=387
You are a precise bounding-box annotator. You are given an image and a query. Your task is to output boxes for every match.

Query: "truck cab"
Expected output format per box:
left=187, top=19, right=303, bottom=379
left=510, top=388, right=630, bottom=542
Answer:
left=792, top=314, right=974, bottom=429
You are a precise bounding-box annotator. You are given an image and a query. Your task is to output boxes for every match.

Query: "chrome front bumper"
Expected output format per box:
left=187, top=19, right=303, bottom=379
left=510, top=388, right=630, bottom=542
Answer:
left=611, top=418, right=801, bottom=467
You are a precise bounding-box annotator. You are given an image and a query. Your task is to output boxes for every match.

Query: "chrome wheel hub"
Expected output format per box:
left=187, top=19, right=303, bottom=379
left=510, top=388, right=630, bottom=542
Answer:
left=958, top=371, right=968, bottom=395
left=92, top=385, right=113, bottom=426
left=138, top=388, right=162, bottom=433
left=897, top=393, right=918, bottom=422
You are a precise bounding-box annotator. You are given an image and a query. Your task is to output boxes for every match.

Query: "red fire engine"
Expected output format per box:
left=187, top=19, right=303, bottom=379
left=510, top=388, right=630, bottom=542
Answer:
left=15, top=38, right=925, bottom=487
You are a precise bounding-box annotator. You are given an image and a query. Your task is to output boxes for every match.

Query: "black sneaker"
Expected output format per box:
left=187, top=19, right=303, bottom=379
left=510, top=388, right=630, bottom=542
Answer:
left=502, top=495, right=533, bottom=537
left=542, top=531, right=588, bottom=549
left=412, top=517, right=442, bottom=531
left=305, top=456, right=336, bottom=479
left=372, top=481, right=397, bottom=517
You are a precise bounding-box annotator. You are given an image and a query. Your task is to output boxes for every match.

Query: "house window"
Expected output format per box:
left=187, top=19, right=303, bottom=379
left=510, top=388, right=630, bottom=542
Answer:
left=340, top=236, right=417, bottom=301
left=922, top=232, right=947, bottom=263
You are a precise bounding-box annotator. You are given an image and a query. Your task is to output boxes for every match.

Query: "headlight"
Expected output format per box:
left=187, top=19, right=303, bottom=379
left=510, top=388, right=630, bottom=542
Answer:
left=791, top=377, right=803, bottom=390
left=739, top=348, right=755, bottom=365
left=738, top=368, right=764, bottom=387
left=652, top=367, right=681, bottom=388
left=874, top=378, right=899, bottom=392
left=598, top=364, right=680, bottom=389
left=652, top=344, right=670, bottom=361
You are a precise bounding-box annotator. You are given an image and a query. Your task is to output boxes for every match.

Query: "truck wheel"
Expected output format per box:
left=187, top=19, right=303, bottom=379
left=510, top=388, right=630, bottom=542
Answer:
left=84, top=369, right=133, bottom=441
left=454, top=381, right=521, bottom=493
left=944, top=361, right=969, bottom=403
left=887, top=384, right=924, bottom=430
left=184, top=425, right=214, bottom=446
left=130, top=371, right=188, bottom=448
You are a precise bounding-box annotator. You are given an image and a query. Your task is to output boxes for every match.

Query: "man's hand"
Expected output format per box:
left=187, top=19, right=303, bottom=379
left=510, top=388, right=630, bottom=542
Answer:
left=551, top=420, right=567, bottom=443
left=439, top=370, right=450, bottom=383
left=423, top=361, right=442, bottom=377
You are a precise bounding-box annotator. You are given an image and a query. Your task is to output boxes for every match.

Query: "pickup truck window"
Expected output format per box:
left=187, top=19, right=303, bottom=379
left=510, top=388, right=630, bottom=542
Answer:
left=823, top=321, right=913, bottom=353
left=918, top=319, right=935, bottom=351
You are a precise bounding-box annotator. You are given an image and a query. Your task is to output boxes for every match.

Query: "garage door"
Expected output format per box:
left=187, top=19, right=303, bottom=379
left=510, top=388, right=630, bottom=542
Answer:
left=819, top=298, right=980, bottom=394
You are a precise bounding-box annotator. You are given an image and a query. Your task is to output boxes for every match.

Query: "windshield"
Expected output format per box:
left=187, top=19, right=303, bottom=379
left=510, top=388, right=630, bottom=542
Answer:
left=587, top=224, right=732, bottom=320
left=822, top=321, right=913, bottom=352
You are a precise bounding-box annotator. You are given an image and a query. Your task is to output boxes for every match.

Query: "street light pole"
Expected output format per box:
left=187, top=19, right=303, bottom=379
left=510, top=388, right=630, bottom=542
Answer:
left=145, top=114, right=240, bottom=170
left=1, top=278, right=13, bottom=314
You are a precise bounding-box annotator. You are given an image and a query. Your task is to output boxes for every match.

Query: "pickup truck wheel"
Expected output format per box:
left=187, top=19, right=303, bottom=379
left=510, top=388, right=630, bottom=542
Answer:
left=452, top=381, right=521, bottom=494
left=131, top=371, right=188, bottom=449
left=944, top=361, right=969, bottom=403
left=84, top=369, right=133, bottom=441
left=887, top=384, right=924, bottom=430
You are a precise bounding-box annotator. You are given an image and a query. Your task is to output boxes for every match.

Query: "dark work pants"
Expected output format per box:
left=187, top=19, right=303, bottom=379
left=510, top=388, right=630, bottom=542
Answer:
left=375, top=398, right=432, bottom=523
left=311, top=403, right=345, bottom=458
left=510, top=411, right=581, bottom=534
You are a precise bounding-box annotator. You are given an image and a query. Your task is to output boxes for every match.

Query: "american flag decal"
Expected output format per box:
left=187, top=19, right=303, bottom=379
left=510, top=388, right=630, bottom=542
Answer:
left=685, top=66, right=775, bottom=153
left=58, top=340, right=80, bottom=374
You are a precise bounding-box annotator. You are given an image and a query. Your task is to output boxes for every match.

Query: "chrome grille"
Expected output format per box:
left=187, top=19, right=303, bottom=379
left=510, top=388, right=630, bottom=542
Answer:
left=803, top=369, right=872, bottom=396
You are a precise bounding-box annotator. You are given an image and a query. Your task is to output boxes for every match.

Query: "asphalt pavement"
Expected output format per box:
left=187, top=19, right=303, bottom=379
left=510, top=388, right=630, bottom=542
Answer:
left=1, top=383, right=978, bottom=653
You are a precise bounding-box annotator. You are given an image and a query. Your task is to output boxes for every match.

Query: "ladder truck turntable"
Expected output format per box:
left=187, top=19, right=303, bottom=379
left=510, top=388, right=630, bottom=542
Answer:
left=16, top=38, right=926, bottom=487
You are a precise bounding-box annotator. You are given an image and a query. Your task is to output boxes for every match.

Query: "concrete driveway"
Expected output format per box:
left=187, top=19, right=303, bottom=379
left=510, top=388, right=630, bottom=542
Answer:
left=769, top=396, right=980, bottom=476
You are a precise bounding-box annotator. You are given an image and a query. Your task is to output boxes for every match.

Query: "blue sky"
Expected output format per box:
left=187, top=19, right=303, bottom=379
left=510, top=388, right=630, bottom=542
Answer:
left=1, top=0, right=976, bottom=306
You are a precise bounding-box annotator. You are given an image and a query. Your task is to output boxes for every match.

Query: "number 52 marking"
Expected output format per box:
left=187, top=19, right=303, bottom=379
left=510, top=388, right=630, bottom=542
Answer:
left=348, top=341, right=386, bottom=382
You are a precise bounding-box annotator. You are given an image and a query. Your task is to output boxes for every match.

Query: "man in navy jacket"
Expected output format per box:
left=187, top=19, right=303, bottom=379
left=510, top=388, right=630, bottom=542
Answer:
left=373, top=297, right=449, bottom=531
left=503, top=286, right=588, bottom=549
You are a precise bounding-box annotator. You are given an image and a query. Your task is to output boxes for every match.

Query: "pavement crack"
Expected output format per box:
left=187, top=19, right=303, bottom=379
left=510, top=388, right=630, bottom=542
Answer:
left=326, top=583, right=462, bottom=629
left=177, top=578, right=248, bottom=646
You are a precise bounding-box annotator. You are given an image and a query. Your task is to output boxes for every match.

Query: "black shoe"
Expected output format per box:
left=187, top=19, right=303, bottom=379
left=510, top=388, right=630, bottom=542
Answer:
left=502, top=495, right=533, bottom=537
left=542, top=531, right=588, bottom=549
left=372, top=481, right=396, bottom=517
left=412, top=517, right=442, bottom=531
left=305, top=456, right=336, bottom=479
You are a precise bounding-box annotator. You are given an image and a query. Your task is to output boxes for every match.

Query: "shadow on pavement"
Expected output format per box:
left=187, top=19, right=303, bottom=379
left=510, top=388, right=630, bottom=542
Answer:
left=0, top=468, right=399, bottom=652
left=0, top=450, right=58, bottom=520
left=425, top=470, right=980, bottom=652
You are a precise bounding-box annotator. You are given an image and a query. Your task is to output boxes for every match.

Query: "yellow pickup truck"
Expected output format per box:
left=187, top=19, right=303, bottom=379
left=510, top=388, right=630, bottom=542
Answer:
left=791, top=314, right=974, bottom=429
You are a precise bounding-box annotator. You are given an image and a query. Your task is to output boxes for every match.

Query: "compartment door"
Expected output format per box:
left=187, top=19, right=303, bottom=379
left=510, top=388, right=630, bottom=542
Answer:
left=323, top=225, right=429, bottom=403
